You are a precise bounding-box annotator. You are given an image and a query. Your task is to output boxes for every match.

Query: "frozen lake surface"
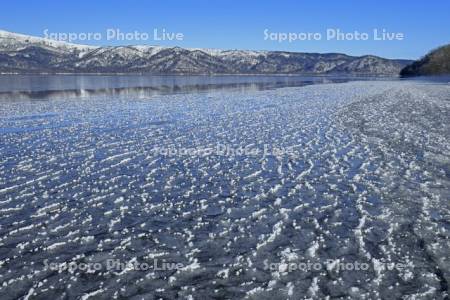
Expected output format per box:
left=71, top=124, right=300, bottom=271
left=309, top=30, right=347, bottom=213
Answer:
left=0, top=79, right=449, bottom=299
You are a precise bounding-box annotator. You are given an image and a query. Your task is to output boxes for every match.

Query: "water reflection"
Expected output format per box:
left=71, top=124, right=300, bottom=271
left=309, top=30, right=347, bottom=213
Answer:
left=0, top=75, right=377, bottom=100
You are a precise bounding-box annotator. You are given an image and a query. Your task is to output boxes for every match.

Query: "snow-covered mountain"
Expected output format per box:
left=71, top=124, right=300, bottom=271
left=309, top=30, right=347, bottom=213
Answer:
left=0, top=30, right=411, bottom=75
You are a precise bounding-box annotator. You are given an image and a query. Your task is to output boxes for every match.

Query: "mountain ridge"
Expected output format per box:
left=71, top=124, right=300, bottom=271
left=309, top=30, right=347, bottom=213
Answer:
left=0, top=30, right=412, bottom=75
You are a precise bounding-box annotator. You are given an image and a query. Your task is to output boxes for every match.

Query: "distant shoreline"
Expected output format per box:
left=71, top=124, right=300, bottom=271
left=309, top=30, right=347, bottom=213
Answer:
left=0, top=72, right=401, bottom=78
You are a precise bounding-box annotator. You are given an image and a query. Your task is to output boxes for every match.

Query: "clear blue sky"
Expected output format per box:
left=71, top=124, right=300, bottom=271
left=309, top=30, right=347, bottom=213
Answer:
left=1, top=0, right=449, bottom=59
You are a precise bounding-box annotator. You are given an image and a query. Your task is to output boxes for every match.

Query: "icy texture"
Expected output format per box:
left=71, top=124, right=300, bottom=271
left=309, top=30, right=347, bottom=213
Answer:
left=0, top=81, right=449, bottom=299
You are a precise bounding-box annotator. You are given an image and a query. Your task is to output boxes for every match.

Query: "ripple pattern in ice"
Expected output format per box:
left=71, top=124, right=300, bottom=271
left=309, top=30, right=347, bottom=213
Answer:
left=0, top=81, right=449, bottom=299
